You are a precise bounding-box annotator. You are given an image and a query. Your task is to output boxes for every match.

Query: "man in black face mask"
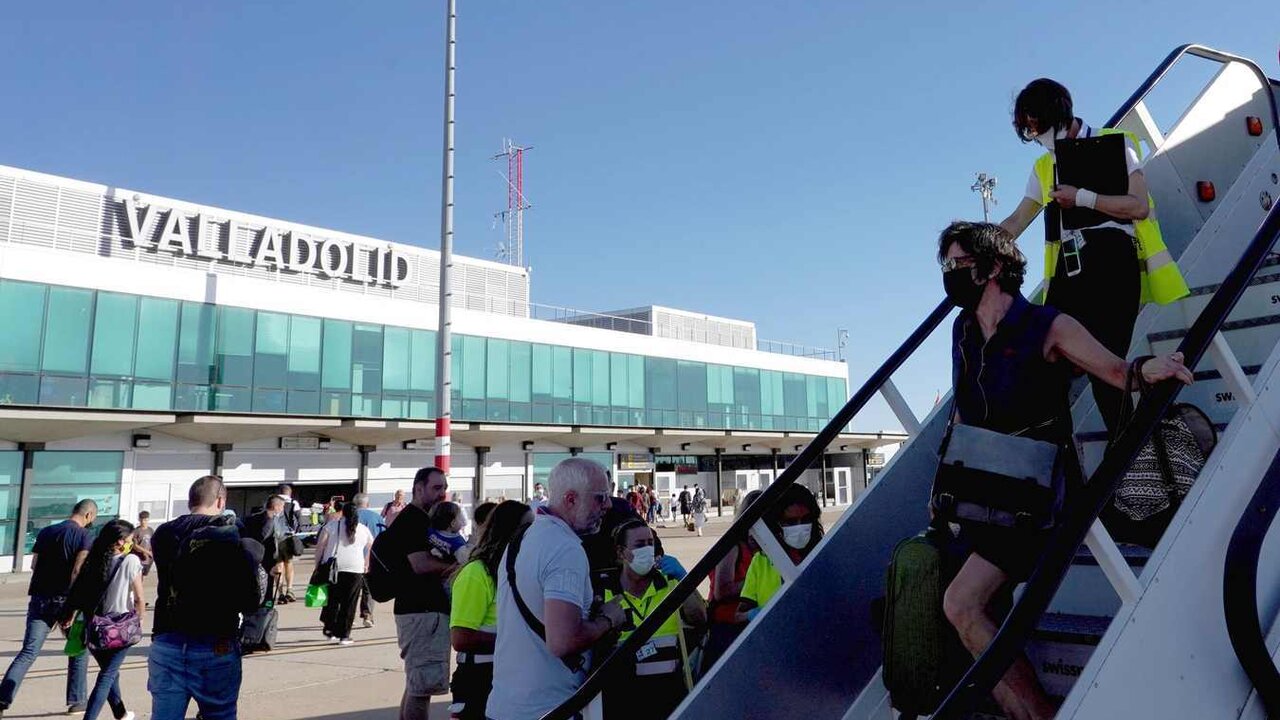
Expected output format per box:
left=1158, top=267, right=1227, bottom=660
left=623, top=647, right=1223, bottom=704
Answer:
left=936, top=221, right=1192, bottom=720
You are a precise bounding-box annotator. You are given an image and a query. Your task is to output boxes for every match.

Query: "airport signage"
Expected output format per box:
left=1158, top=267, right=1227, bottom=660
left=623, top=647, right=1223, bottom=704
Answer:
left=117, top=198, right=411, bottom=287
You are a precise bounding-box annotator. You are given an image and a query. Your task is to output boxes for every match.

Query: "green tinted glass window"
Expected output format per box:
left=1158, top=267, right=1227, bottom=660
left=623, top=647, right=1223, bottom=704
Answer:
left=0, top=451, right=20, bottom=555
left=253, top=312, right=289, bottom=389
left=410, top=330, right=435, bottom=393
left=321, top=319, right=352, bottom=390
left=351, top=324, right=383, bottom=396
left=215, top=307, right=255, bottom=386
left=42, top=287, right=94, bottom=374
left=591, top=351, right=609, bottom=406
left=610, top=353, right=629, bottom=407
left=383, top=327, right=410, bottom=392
left=646, top=358, right=677, bottom=411
left=0, top=281, right=45, bottom=373
left=572, top=349, right=592, bottom=403
left=486, top=339, right=510, bottom=400
left=734, top=368, right=761, bottom=415
left=532, top=344, right=552, bottom=396
left=134, top=298, right=178, bottom=381
left=677, top=361, right=707, bottom=413
left=177, top=302, right=216, bottom=384
left=89, top=292, right=138, bottom=377
left=509, top=341, right=531, bottom=403
left=551, top=346, right=572, bottom=400
left=27, top=451, right=123, bottom=552
left=460, top=336, right=486, bottom=400
left=628, top=355, right=644, bottom=409
left=288, top=316, right=322, bottom=390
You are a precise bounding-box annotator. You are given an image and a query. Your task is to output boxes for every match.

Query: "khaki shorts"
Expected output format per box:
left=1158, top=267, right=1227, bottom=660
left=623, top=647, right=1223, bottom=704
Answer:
left=395, top=612, right=450, bottom=696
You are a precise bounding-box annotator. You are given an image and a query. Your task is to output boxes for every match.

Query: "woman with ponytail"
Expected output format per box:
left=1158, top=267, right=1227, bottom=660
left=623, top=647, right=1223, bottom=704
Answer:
left=65, top=519, right=142, bottom=720
left=318, top=502, right=372, bottom=645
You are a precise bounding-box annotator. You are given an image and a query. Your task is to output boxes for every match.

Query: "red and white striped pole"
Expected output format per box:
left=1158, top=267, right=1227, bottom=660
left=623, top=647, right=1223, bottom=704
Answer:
left=433, top=0, right=456, bottom=474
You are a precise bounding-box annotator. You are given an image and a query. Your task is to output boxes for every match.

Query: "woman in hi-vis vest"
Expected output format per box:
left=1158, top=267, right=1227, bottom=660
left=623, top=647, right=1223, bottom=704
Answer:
left=998, top=78, right=1188, bottom=436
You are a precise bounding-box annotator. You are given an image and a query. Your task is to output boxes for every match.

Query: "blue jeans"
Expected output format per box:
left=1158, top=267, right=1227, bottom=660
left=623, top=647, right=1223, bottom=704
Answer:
left=84, top=647, right=131, bottom=720
left=0, top=596, right=89, bottom=708
left=147, top=634, right=242, bottom=720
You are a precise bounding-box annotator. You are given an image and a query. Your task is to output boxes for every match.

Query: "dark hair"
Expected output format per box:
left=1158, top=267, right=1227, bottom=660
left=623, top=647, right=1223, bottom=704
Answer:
left=1013, top=78, right=1074, bottom=142
left=473, top=502, right=498, bottom=529
left=72, top=499, right=98, bottom=517
left=265, top=496, right=285, bottom=511
left=469, top=500, right=531, bottom=579
left=611, top=518, right=654, bottom=549
left=428, top=501, right=462, bottom=532
left=138, top=510, right=150, bottom=521
left=937, top=221, right=1027, bottom=293
left=68, top=519, right=135, bottom=615
left=765, top=484, right=824, bottom=554
left=189, top=475, right=226, bottom=510
left=337, top=501, right=356, bottom=542
left=414, top=466, right=446, bottom=489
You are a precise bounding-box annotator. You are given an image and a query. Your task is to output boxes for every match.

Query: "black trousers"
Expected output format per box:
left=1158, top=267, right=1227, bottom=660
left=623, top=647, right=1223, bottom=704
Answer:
left=359, top=577, right=375, bottom=620
left=1045, top=228, right=1141, bottom=437
left=449, top=659, right=494, bottom=720
left=324, top=572, right=364, bottom=640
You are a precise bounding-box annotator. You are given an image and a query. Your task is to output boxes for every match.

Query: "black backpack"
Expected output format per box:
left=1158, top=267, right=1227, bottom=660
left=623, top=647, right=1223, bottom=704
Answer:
left=165, top=516, right=256, bottom=623
left=366, top=527, right=401, bottom=603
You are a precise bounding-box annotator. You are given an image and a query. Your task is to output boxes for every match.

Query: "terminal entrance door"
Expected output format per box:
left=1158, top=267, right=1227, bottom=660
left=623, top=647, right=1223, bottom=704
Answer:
left=832, top=468, right=853, bottom=505
left=224, top=481, right=360, bottom=520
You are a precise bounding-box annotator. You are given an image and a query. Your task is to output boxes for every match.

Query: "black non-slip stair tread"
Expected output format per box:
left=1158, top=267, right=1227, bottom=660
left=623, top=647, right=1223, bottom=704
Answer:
left=1072, top=543, right=1151, bottom=566
left=1149, top=312, right=1280, bottom=342
left=1034, top=612, right=1113, bottom=645
left=1076, top=422, right=1228, bottom=443
left=1184, top=255, right=1280, bottom=296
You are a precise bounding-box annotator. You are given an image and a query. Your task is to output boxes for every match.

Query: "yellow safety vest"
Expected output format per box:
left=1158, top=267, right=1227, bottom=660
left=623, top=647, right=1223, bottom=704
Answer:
left=605, top=577, right=689, bottom=683
left=1033, top=127, right=1189, bottom=305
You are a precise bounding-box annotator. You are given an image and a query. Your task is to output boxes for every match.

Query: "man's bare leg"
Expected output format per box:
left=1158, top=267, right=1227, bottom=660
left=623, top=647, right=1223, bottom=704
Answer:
left=943, top=553, right=1057, bottom=720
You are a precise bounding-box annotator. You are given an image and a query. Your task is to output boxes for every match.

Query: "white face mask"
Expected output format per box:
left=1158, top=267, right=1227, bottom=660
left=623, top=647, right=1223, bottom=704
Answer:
left=1034, top=126, right=1070, bottom=152
left=628, top=545, right=656, bottom=575
left=781, top=523, right=812, bottom=550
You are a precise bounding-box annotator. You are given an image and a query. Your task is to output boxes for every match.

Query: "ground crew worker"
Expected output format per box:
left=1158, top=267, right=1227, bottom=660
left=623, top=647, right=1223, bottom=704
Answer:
left=736, top=484, right=824, bottom=620
left=602, top=519, right=707, bottom=720
left=998, top=78, right=1189, bottom=435
left=448, top=501, right=532, bottom=720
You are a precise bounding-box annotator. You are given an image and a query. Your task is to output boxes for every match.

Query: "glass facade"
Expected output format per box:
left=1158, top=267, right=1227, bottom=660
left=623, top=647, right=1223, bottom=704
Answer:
left=0, top=279, right=847, bottom=431
left=0, top=453, right=19, bottom=556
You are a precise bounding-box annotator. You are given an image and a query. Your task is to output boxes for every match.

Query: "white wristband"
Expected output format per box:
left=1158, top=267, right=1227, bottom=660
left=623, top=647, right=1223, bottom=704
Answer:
left=1075, top=188, right=1098, bottom=210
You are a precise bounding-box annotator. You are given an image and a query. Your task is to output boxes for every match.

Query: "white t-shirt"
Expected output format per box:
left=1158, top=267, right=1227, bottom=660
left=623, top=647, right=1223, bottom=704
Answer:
left=101, top=554, right=142, bottom=615
left=487, top=511, right=594, bottom=720
left=324, top=521, right=373, bottom=574
left=1024, top=121, right=1144, bottom=236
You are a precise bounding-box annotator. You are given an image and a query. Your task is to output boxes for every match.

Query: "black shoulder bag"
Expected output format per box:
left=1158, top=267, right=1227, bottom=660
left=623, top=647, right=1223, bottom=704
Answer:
left=506, top=523, right=586, bottom=672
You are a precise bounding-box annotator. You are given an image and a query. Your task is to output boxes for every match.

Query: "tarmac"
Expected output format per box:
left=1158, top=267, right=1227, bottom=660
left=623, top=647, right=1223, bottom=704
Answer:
left=0, top=508, right=843, bottom=719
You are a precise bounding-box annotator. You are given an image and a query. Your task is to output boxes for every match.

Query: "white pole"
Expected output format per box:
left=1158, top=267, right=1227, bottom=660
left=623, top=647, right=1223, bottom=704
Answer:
left=434, top=0, right=457, bottom=474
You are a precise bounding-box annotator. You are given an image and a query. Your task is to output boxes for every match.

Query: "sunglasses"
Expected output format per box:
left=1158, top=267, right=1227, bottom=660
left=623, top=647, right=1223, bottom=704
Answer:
left=940, top=256, right=978, bottom=273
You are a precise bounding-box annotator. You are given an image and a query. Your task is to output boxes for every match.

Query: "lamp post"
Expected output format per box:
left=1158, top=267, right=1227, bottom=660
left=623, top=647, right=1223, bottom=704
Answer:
left=434, top=0, right=457, bottom=473
left=971, top=172, right=997, bottom=222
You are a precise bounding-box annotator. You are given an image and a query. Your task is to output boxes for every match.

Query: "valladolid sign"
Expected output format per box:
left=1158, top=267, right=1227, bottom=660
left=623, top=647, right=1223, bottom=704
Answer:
left=118, top=198, right=411, bottom=287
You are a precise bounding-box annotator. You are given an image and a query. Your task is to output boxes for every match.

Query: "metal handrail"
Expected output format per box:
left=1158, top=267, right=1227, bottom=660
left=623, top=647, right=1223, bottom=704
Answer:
left=930, top=44, right=1280, bottom=718
left=543, top=43, right=1280, bottom=720
left=539, top=299, right=954, bottom=720
left=1223, top=448, right=1280, bottom=718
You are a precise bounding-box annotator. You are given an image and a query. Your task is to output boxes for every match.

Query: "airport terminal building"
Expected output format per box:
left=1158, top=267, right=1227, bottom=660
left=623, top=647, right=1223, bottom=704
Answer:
left=0, top=164, right=902, bottom=570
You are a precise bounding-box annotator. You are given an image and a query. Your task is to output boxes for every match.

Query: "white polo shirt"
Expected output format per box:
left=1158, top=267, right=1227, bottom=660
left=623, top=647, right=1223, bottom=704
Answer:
left=1023, top=121, right=1144, bottom=236
left=487, top=510, right=595, bottom=720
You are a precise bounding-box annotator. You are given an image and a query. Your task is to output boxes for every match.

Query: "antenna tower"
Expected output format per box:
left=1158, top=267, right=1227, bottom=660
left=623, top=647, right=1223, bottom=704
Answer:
left=493, top=139, right=532, bottom=267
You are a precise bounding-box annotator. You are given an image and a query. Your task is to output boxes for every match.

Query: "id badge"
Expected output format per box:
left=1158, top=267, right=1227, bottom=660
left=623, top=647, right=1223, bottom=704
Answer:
left=635, top=641, right=658, bottom=662
left=1061, top=230, right=1085, bottom=277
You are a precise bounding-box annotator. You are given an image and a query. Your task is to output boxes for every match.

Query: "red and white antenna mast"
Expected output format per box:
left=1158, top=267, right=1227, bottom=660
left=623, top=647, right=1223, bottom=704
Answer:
left=493, top=138, right=531, bottom=267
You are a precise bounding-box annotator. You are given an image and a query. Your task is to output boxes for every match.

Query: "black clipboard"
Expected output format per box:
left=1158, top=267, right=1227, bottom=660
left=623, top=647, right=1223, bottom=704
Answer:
left=1055, top=134, right=1130, bottom=230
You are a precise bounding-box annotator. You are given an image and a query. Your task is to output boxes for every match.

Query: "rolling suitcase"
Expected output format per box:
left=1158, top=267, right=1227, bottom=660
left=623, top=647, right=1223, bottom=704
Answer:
left=881, top=526, right=970, bottom=718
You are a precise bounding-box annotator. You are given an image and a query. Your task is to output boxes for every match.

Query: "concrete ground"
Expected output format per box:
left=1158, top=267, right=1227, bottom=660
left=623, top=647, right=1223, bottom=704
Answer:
left=0, top=508, right=844, bottom=719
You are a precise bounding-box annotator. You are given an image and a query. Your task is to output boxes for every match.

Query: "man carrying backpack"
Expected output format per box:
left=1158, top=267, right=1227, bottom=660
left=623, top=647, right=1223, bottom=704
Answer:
left=148, top=475, right=261, bottom=720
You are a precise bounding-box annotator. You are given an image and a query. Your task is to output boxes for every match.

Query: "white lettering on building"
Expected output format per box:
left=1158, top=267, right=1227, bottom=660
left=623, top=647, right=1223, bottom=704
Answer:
left=118, top=198, right=409, bottom=287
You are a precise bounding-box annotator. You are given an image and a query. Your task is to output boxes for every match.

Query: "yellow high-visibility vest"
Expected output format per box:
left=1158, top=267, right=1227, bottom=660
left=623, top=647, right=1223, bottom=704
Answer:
left=605, top=576, right=690, bottom=684
left=1033, top=128, right=1189, bottom=305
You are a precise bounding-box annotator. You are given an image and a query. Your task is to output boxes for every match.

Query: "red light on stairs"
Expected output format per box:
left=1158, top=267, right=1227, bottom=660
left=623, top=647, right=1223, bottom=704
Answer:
left=1246, top=116, right=1264, bottom=136
left=1197, top=181, right=1216, bottom=203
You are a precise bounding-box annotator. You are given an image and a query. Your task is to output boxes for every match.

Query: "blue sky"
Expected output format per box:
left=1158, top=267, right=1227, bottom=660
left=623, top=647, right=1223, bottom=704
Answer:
left=1, top=2, right=1276, bottom=431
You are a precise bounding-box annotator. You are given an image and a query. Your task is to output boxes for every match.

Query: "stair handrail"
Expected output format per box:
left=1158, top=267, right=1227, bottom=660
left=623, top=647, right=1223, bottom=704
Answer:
left=538, top=299, right=955, bottom=720
left=1223, top=445, right=1280, bottom=717
left=543, top=43, right=1279, bottom=720
left=932, top=195, right=1280, bottom=720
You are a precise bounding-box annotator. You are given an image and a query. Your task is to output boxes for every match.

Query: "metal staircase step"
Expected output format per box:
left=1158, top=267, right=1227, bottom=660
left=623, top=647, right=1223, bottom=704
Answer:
left=1027, top=613, right=1114, bottom=704
left=1072, top=543, right=1151, bottom=568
